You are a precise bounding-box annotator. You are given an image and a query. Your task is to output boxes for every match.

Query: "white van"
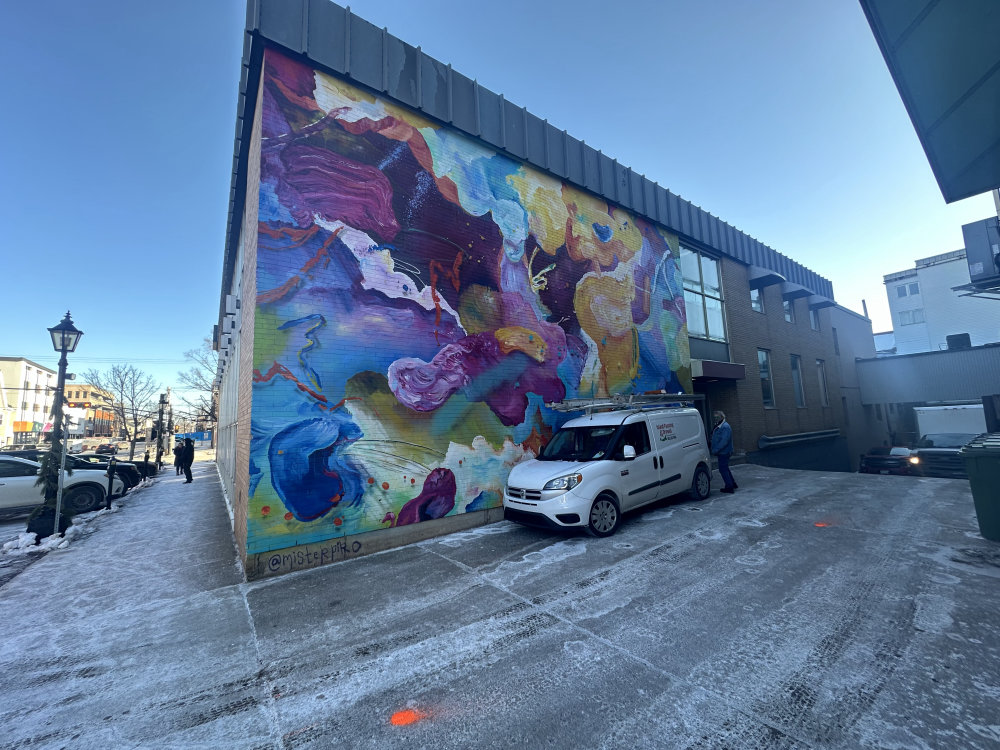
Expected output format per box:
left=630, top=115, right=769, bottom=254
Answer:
left=504, top=405, right=711, bottom=537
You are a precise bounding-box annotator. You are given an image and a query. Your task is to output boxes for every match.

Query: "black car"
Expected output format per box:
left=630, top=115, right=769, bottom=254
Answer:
left=94, top=443, right=118, bottom=455
left=859, top=446, right=915, bottom=476
left=2, top=449, right=141, bottom=491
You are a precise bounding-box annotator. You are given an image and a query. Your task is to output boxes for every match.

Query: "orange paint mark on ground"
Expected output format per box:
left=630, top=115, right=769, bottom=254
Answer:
left=390, top=709, right=423, bottom=726
left=814, top=522, right=829, bottom=528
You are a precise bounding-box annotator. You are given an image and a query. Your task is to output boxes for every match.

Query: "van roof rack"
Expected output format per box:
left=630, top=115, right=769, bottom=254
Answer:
left=546, top=392, right=703, bottom=415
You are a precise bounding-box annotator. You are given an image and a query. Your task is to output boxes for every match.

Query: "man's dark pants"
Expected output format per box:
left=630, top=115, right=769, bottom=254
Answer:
left=718, top=453, right=735, bottom=489
left=183, top=464, right=192, bottom=483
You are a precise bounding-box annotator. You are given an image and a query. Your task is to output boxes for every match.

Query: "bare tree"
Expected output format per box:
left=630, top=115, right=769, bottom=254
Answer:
left=175, top=338, right=218, bottom=433
left=83, top=364, right=160, bottom=461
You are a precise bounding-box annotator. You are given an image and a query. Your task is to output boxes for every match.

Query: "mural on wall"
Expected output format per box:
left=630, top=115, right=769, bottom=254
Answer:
left=249, top=48, right=690, bottom=553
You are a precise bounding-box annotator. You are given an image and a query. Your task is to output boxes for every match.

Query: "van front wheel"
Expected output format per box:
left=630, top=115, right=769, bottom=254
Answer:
left=690, top=465, right=711, bottom=501
left=587, top=495, right=620, bottom=537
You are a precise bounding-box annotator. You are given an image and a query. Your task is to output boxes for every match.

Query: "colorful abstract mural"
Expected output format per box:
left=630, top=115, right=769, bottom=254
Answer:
left=248, top=48, right=690, bottom=553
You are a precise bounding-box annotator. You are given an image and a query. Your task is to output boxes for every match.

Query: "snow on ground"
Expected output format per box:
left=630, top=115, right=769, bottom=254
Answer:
left=0, top=477, right=156, bottom=558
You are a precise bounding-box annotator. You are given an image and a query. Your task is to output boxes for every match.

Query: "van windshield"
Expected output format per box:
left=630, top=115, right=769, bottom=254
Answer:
left=539, top=425, right=618, bottom=461
left=916, top=433, right=977, bottom=449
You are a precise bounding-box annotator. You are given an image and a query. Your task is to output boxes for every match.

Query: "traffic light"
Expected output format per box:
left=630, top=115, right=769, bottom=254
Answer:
left=67, top=401, right=92, bottom=408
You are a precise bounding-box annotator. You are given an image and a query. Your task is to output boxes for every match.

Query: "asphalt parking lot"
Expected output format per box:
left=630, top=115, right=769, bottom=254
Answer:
left=1, top=461, right=997, bottom=748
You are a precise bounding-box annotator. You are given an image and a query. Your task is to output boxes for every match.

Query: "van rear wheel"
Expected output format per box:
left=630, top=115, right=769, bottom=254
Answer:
left=690, top=465, right=711, bottom=501
left=587, top=495, right=620, bottom=537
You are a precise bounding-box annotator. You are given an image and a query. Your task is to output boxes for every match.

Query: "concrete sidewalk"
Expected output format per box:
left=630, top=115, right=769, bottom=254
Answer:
left=1, top=461, right=998, bottom=748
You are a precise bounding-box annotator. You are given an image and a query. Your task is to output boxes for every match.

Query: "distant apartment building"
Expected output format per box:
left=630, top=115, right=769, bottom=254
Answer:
left=883, top=247, right=1000, bottom=355
left=0, top=357, right=57, bottom=446
left=65, top=384, right=117, bottom=437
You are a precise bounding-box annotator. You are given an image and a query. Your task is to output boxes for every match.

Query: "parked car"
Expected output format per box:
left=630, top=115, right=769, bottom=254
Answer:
left=94, top=443, right=118, bottom=455
left=2, top=449, right=142, bottom=490
left=858, top=446, right=916, bottom=476
left=0, top=456, right=125, bottom=516
left=72, top=454, right=144, bottom=489
left=909, top=433, right=981, bottom=479
left=503, top=406, right=711, bottom=537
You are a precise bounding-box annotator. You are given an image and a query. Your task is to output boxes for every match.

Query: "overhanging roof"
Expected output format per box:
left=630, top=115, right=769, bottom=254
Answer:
left=860, top=0, right=1000, bottom=203
left=220, top=0, right=835, bottom=327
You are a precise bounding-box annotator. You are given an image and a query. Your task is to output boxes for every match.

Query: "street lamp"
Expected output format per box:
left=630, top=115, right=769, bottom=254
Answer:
left=45, top=311, right=83, bottom=536
left=155, top=393, right=166, bottom=469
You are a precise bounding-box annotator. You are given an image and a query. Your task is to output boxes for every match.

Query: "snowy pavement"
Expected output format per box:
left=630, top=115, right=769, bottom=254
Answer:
left=0, top=462, right=998, bottom=748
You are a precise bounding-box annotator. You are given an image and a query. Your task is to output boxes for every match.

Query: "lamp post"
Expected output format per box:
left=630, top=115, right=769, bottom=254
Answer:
left=46, top=311, right=83, bottom=536
left=155, top=393, right=166, bottom=470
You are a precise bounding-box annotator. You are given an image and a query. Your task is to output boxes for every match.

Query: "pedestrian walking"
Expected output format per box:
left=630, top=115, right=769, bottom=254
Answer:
left=711, top=410, right=738, bottom=494
left=180, top=438, right=195, bottom=483
left=173, top=442, right=184, bottom=475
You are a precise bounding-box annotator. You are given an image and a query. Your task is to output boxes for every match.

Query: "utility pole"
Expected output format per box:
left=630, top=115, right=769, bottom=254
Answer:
left=155, top=393, right=166, bottom=470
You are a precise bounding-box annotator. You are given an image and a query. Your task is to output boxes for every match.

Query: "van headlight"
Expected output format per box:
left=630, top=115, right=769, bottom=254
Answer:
left=543, top=473, right=583, bottom=491
left=908, top=456, right=920, bottom=465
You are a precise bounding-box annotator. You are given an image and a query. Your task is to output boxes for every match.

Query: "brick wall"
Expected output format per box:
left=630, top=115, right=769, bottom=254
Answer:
left=232, top=76, right=262, bottom=566
left=717, top=259, right=845, bottom=460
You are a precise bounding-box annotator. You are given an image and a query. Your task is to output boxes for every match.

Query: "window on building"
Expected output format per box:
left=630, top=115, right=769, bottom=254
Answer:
left=832, top=327, right=840, bottom=355
left=790, top=355, right=806, bottom=407
left=816, top=359, right=829, bottom=407
left=783, top=299, right=795, bottom=323
left=758, top=349, right=775, bottom=407
left=680, top=246, right=727, bottom=341
left=809, top=308, right=820, bottom=331
left=750, top=287, right=764, bottom=313
left=896, top=285, right=908, bottom=298
left=909, top=282, right=919, bottom=295
left=898, top=308, right=925, bottom=326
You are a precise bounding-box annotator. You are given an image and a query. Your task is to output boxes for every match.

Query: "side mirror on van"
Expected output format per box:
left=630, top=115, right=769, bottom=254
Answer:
left=622, top=445, right=636, bottom=461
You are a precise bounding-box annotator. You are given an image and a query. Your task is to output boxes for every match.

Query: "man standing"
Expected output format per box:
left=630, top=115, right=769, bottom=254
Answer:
left=711, top=410, right=737, bottom=494
left=180, top=438, right=195, bottom=484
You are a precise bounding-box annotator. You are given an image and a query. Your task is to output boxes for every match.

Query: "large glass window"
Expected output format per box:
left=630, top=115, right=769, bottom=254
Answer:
left=809, top=308, right=820, bottom=331
left=750, top=288, right=764, bottom=313
left=898, top=308, right=925, bottom=326
left=783, top=299, right=795, bottom=323
left=790, top=355, right=806, bottom=407
left=896, top=285, right=908, bottom=298
left=758, top=349, right=775, bottom=407
left=816, top=359, right=829, bottom=407
left=909, top=282, right=919, bottom=295
left=681, top=246, right=726, bottom=341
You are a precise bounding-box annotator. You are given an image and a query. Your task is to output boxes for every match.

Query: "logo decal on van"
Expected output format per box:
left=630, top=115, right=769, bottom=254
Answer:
left=656, top=423, right=676, bottom=441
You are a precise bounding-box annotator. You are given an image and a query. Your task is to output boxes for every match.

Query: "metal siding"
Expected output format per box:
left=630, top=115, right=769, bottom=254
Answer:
left=547, top=126, right=567, bottom=177
left=419, top=54, right=448, bottom=120
left=583, top=144, right=601, bottom=194
left=656, top=186, right=669, bottom=226
left=614, top=162, right=629, bottom=207
left=477, top=86, right=503, bottom=147
left=349, top=15, right=382, bottom=89
left=450, top=71, right=477, bottom=133
left=566, top=136, right=585, bottom=185
left=305, top=0, right=346, bottom=73
left=629, top=171, right=644, bottom=213
left=643, top=178, right=657, bottom=223
left=503, top=100, right=526, bottom=158
left=386, top=36, right=419, bottom=106
left=598, top=153, right=615, bottom=199
left=526, top=112, right=547, bottom=167
left=858, top=347, right=1000, bottom=404
left=260, top=0, right=304, bottom=51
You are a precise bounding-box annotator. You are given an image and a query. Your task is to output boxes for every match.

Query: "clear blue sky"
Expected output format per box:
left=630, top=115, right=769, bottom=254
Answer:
left=1, top=0, right=994, bottom=393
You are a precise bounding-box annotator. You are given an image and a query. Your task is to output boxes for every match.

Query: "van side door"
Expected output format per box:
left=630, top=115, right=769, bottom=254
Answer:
left=613, top=421, right=659, bottom=510
left=648, top=415, right=688, bottom=497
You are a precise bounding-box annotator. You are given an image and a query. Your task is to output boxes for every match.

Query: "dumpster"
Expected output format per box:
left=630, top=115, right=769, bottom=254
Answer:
left=960, top=433, right=1000, bottom=541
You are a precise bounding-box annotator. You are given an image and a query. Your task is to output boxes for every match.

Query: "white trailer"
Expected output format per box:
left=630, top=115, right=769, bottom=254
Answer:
left=914, top=405, right=987, bottom=438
